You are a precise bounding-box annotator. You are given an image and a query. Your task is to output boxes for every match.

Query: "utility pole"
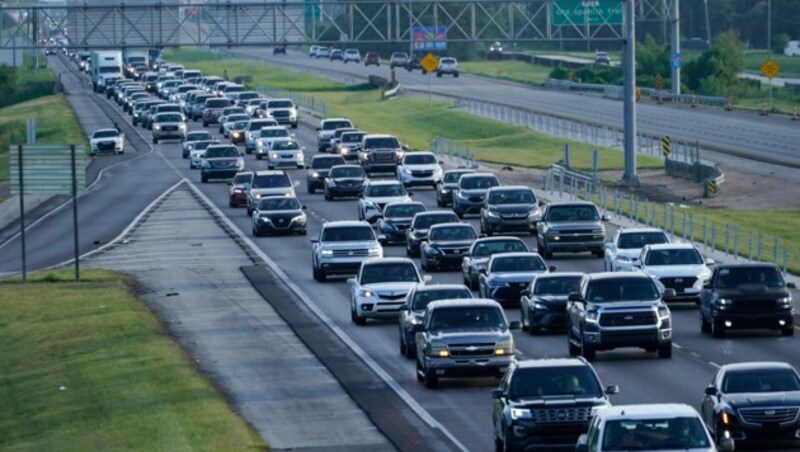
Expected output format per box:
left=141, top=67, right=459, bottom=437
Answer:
left=622, top=0, right=638, bottom=184
left=671, top=0, right=680, bottom=95
left=703, top=0, right=712, bottom=47
left=767, top=0, right=773, bottom=111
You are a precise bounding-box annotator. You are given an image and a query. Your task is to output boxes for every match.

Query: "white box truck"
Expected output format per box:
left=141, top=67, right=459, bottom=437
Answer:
left=91, top=50, right=123, bottom=92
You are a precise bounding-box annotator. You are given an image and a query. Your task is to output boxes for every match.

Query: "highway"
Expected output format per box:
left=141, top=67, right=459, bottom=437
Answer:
left=2, top=53, right=798, bottom=451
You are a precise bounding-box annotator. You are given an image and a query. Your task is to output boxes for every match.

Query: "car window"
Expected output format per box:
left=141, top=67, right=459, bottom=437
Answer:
left=384, top=204, right=426, bottom=218
left=257, top=197, right=300, bottom=211
left=460, top=176, right=499, bottom=189
left=366, top=184, right=406, bottom=197
left=488, top=189, right=535, bottom=205
left=194, top=140, right=220, bottom=150
left=429, top=226, right=476, bottom=241
left=330, top=166, right=365, bottom=178
left=321, top=226, right=374, bottom=242
left=546, top=205, right=599, bottom=222
left=187, top=132, right=212, bottom=141
left=93, top=130, right=119, bottom=138
left=586, top=278, right=660, bottom=302
left=157, top=105, right=181, bottom=113
left=443, top=171, right=473, bottom=183
left=413, top=214, right=457, bottom=229
left=644, top=248, right=703, bottom=266
left=618, top=232, right=668, bottom=249
left=533, top=276, right=582, bottom=295
left=601, top=417, right=710, bottom=450
left=360, top=263, right=419, bottom=285
left=227, top=114, right=250, bottom=122
left=508, top=367, right=602, bottom=398
left=404, top=154, right=436, bottom=165
left=366, top=137, right=400, bottom=148
left=312, top=157, right=345, bottom=169
left=269, top=100, right=294, bottom=108
left=252, top=174, right=291, bottom=188
left=429, top=307, right=505, bottom=331
left=716, top=266, right=786, bottom=288
left=490, top=255, right=545, bottom=272
left=323, top=120, right=352, bottom=130
left=271, top=141, right=300, bottom=151
left=342, top=133, right=366, bottom=143
left=249, top=121, right=272, bottom=130
left=204, top=147, right=239, bottom=158
left=233, top=173, right=253, bottom=185
left=473, top=240, right=527, bottom=256
left=722, top=369, right=800, bottom=393
left=411, top=288, right=472, bottom=310
left=206, top=99, right=231, bottom=108
left=156, top=113, right=183, bottom=122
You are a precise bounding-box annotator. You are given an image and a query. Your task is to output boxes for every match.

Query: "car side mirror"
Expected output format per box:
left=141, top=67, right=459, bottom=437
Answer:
left=315, top=127, right=321, bottom=131
left=479, top=233, right=487, bottom=238
left=705, top=258, right=716, bottom=266
left=438, top=160, right=444, bottom=165
left=548, top=266, right=557, bottom=272
left=575, top=435, right=589, bottom=452
left=663, top=288, right=677, bottom=299
left=490, top=389, right=503, bottom=399
left=302, top=205, right=307, bottom=210
left=532, top=215, right=543, bottom=222
left=377, top=235, right=387, bottom=245
left=227, top=181, right=233, bottom=186
left=422, top=275, right=433, bottom=283
left=567, top=292, right=582, bottom=302
left=632, top=263, right=642, bottom=269
left=478, top=268, right=487, bottom=275
left=606, top=385, right=619, bottom=395
left=520, top=289, right=531, bottom=298
left=401, top=144, right=410, bottom=151
left=508, top=321, right=521, bottom=331
left=719, top=437, right=735, bottom=452
left=120, top=133, right=125, bottom=139
left=704, top=386, right=718, bottom=396
left=346, top=278, right=356, bottom=285
left=412, top=323, right=425, bottom=333
left=601, top=215, right=610, bottom=221
left=703, top=281, right=713, bottom=289
left=538, top=200, right=546, bottom=207
left=788, top=282, right=797, bottom=289
left=310, top=239, right=319, bottom=244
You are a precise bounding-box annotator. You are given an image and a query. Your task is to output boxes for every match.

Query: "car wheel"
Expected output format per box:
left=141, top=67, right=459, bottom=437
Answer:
left=399, top=336, right=407, bottom=356
left=423, top=365, right=438, bottom=389
left=416, top=358, right=425, bottom=382
left=580, top=334, right=595, bottom=361
left=711, top=319, right=725, bottom=338
left=455, top=209, right=464, bottom=219
left=307, top=185, right=315, bottom=194
left=404, top=341, right=415, bottom=359
left=658, top=342, right=672, bottom=359
left=420, top=253, right=428, bottom=271
left=593, top=249, right=605, bottom=258
left=267, top=165, right=274, bottom=170
left=782, top=327, right=795, bottom=336
left=463, top=274, right=472, bottom=289
left=568, top=329, right=580, bottom=356
left=252, top=228, right=261, bottom=237
left=202, top=121, right=208, bottom=127
left=201, top=175, right=208, bottom=183
left=351, top=304, right=366, bottom=325
left=297, top=164, right=304, bottom=169
left=454, top=73, right=459, bottom=78
left=324, top=190, right=332, bottom=201
left=313, top=266, right=327, bottom=282
left=700, top=312, right=711, bottom=334
left=152, top=137, right=158, bottom=144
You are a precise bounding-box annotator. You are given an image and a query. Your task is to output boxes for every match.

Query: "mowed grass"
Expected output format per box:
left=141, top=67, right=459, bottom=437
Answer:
left=0, top=269, right=266, bottom=451
left=0, top=95, right=87, bottom=182
left=743, top=51, right=800, bottom=79
left=458, top=60, right=553, bottom=86
left=166, top=49, right=663, bottom=171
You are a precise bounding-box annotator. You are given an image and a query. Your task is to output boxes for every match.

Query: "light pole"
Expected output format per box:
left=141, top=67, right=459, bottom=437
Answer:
left=767, top=0, right=773, bottom=111
left=622, top=0, right=638, bottom=184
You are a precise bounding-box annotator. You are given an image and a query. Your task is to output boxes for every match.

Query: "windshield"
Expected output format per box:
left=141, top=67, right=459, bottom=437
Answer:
left=239, top=92, right=258, bottom=100
left=262, top=129, right=290, bottom=138
left=360, top=263, right=419, bottom=285
left=222, top=108, right=245, bottom=115
left=429, top=226, right=477, bottom=241
left=722, top=369, right=800, bottom=393
left=312, top=157, right=345, bottom=169
left=491, top=255, right=545, bottom=272
left=472, top=239, right=527, bottom=256
left=249, top=121, right=273, bottom=131
left=233, top=173, right=253, bottom=185
left=187, top=132, right=212, bottom=141
left=440, top=58, right=456, bottom=64
left=384, top=204, right=426, bottom=218
left=321, top=227, right=374, bottom=242
left=225, top=86, right=244, bottom=93
left=232, top=121, right=248, bottom=129
left=156, top=114, right=182, bottom=122
left=194, top=140, right=220, bottom=150
left=618, top=232, right=668, bottom=249
left=99, top=66, right=119, bottom=73
left=93, top=130, right=118, bottom=138
left=194, top=96, right=212, bottom=104
left=546, top=205, right=599, bottom=222
left=715, top=266, right=786, bottom=289
left=342, top=133, right=366, bottom=143
left=227, top=114, right=250, bottom=123
left=204, top=147, right=239, bottom=158
left=323, top=120, right=352, bottom=130
left=645, top=248, right=703, bottom=266
left=271, top=140, right=300, bottom=151
left=533, top=276, right=582, bottom=295
left=429, top=307, right=505, bottom=331
left=509, top=366, right=602, bottom=398
left=252, top=174, right=291, bottom=188
left=404, top=154, right=436, bottom=165
left=413, top=213, right=457, bottom=229
left=330, top=166, right=365, bottom=178
left=206, top=99, right=231, bottom=108
left=257, top=197, right=301, bottom=211
left=269, top=100, right=294, bottom=109
left=411, top=288, right=472, bottom=310
left=366, top=184, right=406, bottom=197
left=586, top=278, right=660, bottom=302
left=602, top=417, right=710, bottom=451
left=460, top=176, right=499, bottom=190
left=157, top=105, right=181, bottom=113
left=365, top=137, right=400, bottom=148
left=488, top=189, right=535, bottom=205
left=444, top=171, right=473, bottom=183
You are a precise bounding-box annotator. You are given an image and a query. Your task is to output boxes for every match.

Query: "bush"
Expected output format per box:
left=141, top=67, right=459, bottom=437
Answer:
left=549, top=66, right=570, bottom=80
left=773, top=33, right=791, bottom=55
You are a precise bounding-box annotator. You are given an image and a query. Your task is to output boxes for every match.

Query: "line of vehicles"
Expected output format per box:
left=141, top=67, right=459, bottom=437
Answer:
left=74, top=51, right=800, bottom=451
left=307, top=46, right=460, bottom=78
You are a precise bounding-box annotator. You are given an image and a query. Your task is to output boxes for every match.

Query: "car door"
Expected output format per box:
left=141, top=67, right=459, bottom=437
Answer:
left=567, top=280, right=587, bottom=338
left=700, top=373, right=721, bottom=430
left=698, top=268, right=718, bottom=318
left=604, top=231, right=620, bottom=270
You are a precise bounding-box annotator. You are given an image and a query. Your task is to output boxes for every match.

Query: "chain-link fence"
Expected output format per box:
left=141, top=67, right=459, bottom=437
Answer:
left=254, top=84, right=329, bottom=117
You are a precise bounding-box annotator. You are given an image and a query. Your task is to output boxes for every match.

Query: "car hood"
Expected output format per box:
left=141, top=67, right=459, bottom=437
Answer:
left=614, top=248, right=642, bottom=260
left=459, top=188, right=490, bottom=197
left=155, top=121, right=183, bottom=127
left=715, top=285, right=792, bottom=300
left=596, top=301, right=660, bottom=310
left=364, top=195, right=411, bottom=205
left=488, top=271, right=544, bottom=282
left=360, top=281, right=417, bottom=295
left=545, top=221, right=603, bottom=232
left=403, top=163, right=439, bottom=171
left=509, top=396, right=607, bottom=408
left=724, top=391, right=800, bottom=408
left=319, top=240, right=378, bottom=251
left=644, top=265, right=710, bottom=278
left=487, top=204, right=537, bottom=214
left=255, top=208, right=302, bottom=217
left=428, top=239, right=474, bottom=248
left=468, top=257, right=490, bottom=267
left=428, top=330, right=509, bottom=343
left=91, top=137, right=120, bottom=142
left=330, top=177, right=365, bottom=185
left=250, top=187, right=293, bottom=197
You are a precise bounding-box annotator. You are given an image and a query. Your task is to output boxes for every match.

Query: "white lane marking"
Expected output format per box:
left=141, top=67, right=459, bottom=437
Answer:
left=673, top=343, right=683, bottom=349
left=709, top=362, right=721, bottom=369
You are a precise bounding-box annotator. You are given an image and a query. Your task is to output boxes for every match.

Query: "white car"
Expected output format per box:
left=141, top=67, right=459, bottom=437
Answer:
left=396, top=152, right=443, bottom=188
left=603, top=227, right=669, bottom=272
left=343, top=48, right=361, bottom=63
left=348, top=257, right=429, bottom=325
left=635, top=243, right=714, bottom=303
left=243, top=118, right=279, bottom=153
left=255, top=126, right=294, bottom=159
left=220, top=113, right=250, bottom=137
left=89, top=128, right=124, bottom=155
left=436, top=57, right=459, bottom=77
left=308, top=45, right=320, bottom=57
left=357, top=180, right=412, bottom=224
left=182, top=130, right=214, bottom=158
left=315, top=46, right=330, bottom=59
left=266, top=138, right=305, bottom=170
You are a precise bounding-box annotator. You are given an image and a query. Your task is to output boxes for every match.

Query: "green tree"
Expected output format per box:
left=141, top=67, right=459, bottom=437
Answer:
left=682, top=30, right=744, bottom=96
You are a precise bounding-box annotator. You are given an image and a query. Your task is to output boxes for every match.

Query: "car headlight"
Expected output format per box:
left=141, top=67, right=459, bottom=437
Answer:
left=456, top=191, right=468, bottom=200
left=779, top=296, right=792, bottom=307
left=658, top=306, right=671, bottom=320
left=270, top=153, right=279, bottom=159
left=528, top=207, right=541, bottom=218
left=187, top=144, right=194, bottom=150
left=291, top=214, right=306, bottom=224
left=425, top=245, right=442, bottom=255
left=257, top=215, right=270, bottom=223
left=616, top=255, right=631, bottom=263
left=531, top=302, right=548, bottom=310
left=339, top=146, right=350, bottom=154
left=510, top=408, right=532, bottom=420
left=320, top=249, right=334, bottom=257
left=718, top=298, right=732, bottom=306
left=380, top=222, right=397, bottom=231
left=233, top=188, right=244, bottom=193
left=358, top=289, right=374, bottom=298
left=232, top=131, right=241, bottom=137
left=254, top=193, right=262, bottom=200
left=487, top=278, right=509, bottom=288
left=368, top=247, right=382, bottom=257
left=494, top=339, right=514, bottom=356
left=486, top=210, right=500, bottom=218
left=396, top=150, right=405, bottom=159
left=427, top=342, right=449, bottom=357
left=409, top=316, right=422, bottom=325
left=400, top=166, right=411, bottom=174
left=153, top=125, right=161, bottom=130
left=585, top=310, right=599, bottom=323
left=311, top=171, right=319, bottom=178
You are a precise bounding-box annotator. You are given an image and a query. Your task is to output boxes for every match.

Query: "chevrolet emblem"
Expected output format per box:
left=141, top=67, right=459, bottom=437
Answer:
left=465, top=346, right=479, bottom=352
left=624, top=315, right=634, bottom=321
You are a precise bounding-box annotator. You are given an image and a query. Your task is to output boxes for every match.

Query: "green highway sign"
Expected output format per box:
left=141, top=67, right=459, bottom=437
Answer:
left=553, top=0, right=623, bottom=26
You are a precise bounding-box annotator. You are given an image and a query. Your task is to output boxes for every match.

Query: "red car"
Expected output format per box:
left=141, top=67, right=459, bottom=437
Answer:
left=365, top=52, right=380, bottom=67
left=228, top=171, right=254, bottom=207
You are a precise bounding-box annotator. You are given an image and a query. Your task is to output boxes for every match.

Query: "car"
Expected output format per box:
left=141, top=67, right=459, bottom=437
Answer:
left=231, top=91, right=259, bottom=107
left=343, top=48, right=361, bottom=63
left=358, top=134, right=407, bottom=174
left=216, top=107, right=247, bottom=133
left=252, top=196, right=307, bottom=236
left=567, top=272, right=674, bottom=361
left=227, top=120, right=250, bottom=145
left=603, top=227, right=669, bottom=272
left=257, top=98, right=298, bottom=129
left=364, top=52, right=380, bottom=66
left=406, top=54, right=426, bottom=73
left=636, top=243, right=714, bottom=304
left=245, top=170, right=296, bottom=215
left=396, top=152, right=443, bottom=188
left=398, top=284, right=473, bottom=358
left=436, top=57, right=459, bottom=77
left=328, top=127, right=359, bottom=154
left=151, top=112, right=187, bottom=144
left=306, top=154, right=346, bottom=194
left=266, top=138, right=305, bottom=170
left=414, top=299, right=519, bottom=388
left=487, top=41, right=503, bottom=60
left=595, top=51, right=611, bottom=65
left=220, top=84, right=245, bottom=102
left=701, top=361, right=800, bottom=447
left=132, top=99, right=162, bottom=126
left=405, top=211, right=460, bottom=258
left=479, top=186, right=542, bottom=236
left=273, top=46, right=286, bottom=55
left=478, top=252, right=551, bottom=305
left=201, top=97, right=233, bottom=126
left=492, top=358, right=617, bottom=451
left=317, top=118, right=354, bottom=152
left=576, top=404, right=726, bottom=452
left=308, top=45, right=320, bottom=57
left=334, top=130, right=367, bottom=161
left=535, top=201, right=608, bottom=259
left=315, top=46, right=330, bottom=58
left=125, top=92, right=150, bottom=113
left=189, top=94, right=213, bottom=120
left=357, top=180, right=412, bottom=224
left=699, top=263, right=796, bottom=338
left=255, top=126, right=294, bottom=160
left=89, top=128, right=125, bottom=155
left=228, top=171, right=254, bottom=207
left=324, top=164, right=368, bottom=200
left=348, top=257, right=425, bottom=325
left=311, top=220, right=383, bottom=281
left=377, top=202, right=427, bottom=244
left=329, top=49, right=343, bottom=61
left=244, top=118, right=279, bottom=153
left=389, top=51, right=408, bottom=68
left=520, top=272, right=584, bottom=334
left=220, top=113, right=251, bottom=137
left=136, top=100, right=166, bottom=128
left=145, top=103, right=183, bottom=130
left=243, top=98, right=263, bottom=117
left=182, top=130, right=214, bottom=158
left=452, top=173, right=500, bottom=218
left=189, top=139, right=221, bottom=169
left=420, top=223, right=478, bottom=272
left=461, top=237, right=529, bottom=290
left=200, top=145, right=244, bottom=183
left=436, top=169, right=475, bottom=207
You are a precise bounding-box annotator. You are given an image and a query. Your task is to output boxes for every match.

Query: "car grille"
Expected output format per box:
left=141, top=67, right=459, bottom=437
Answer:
left=739, top=407, right=799, bottom=425
left=211, top=160, right=235, bottom=168
left=97, top=142, right=116, bottom=150
left=468, top=195, right=484, bottom=202
left=440, top=247, right=468, bottom=255
left=271, top=110, right=290, bottom=117
left=448, top=343, right=495, bottom=357
left=331, top=249, right=370, bottom=257
left=529, top=407, right=593, bottom=424
left=660, top=277, right=697, bottom=289
left=599, top=311, right=657, bottom=327
left=370, top=151, right=395, bottom=161
left=337, top=181, right=362, bottom=188
left=500, top=212, right=528, bottom=219
left=161, top=126, right=177, bottom=131
left=376, top=292, right=406, bottom=300
left=552, top=233, right=598, bottom=243
left=265, top=214, right=295, bottom=229
left=411, top=170, right=433, bottom=177
left=280, top=153, right=294, bottom=158
left=734, top=299, right=777, bottom=311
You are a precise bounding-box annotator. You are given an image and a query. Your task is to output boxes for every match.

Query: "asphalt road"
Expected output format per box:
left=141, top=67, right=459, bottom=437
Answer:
left=3, top=59, right=798, bottom=451
left=226, top=48, right=800, bottom=169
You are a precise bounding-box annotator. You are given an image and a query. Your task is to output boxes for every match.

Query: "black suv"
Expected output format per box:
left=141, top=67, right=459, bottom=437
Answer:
left=520, top=272, right=584, bottom=334
left=492, top=358, right=618, bottom=451
left=567, top=272, right=674, bottom=361
left=377, top=202, right=427, bottom=244
left=479, top=186, right=542, bottom=236
left=535, top=201, right=607, bottom=259
left=405, top=211, right=460, bottom=258
left=420, top=223, right=478, bottom=272
left=306, top=154, right=345, bottom=194
left=699, top=263, right=796, bottom=338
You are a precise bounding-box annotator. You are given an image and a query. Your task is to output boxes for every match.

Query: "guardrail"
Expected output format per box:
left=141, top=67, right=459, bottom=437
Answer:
left=254, top=84, right=329, bottom=117
left=545, top=78, right=728, bottom=106
left=429, top=136, right=478, bottom=169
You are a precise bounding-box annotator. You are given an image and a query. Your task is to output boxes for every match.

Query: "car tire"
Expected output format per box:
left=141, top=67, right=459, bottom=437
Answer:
left=593, top=249, right=605, bottom=258
left=267, top=165, right=274, bottom=170
left=313, top=266, right=327, bottom=282
left=424, top=368, right=439, bottom=389
left=782, top=327, right=795, bottom=336
left=711, top=319, right=725, bottom=338
left=455, top=209, right=464, bottom=219
left=568, top=331, right=580, bottom=356
left=252, top=228, right=261, bottom=237
left=201, top=175, right=208, bottom=183
left=152, top=137, right=158, bottom=144
left=297, top=165, right=304, bottom=169
left=291, top=122, right=298, bottom=129
left=454, top=73, right=459, bottom=78
left=436, top=72, right=442, bottom=78
left=700, top=312, right=711, bottom=334
left=403, top=341, right=415, bottom=359
left=351, top=305, right=366, bottom=325
left=202, top=121, right=208, bottom=127
left=580, top=335, right=595, bottom=361
left=307, top=185, right=315, bottom=194
left=658, top=342, right=672, bottom=359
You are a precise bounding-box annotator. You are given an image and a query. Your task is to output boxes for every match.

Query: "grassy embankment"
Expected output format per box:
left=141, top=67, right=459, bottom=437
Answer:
left=0, top=269, right=267, bottom=450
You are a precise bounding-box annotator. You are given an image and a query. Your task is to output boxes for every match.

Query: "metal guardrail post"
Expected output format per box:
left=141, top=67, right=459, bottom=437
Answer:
left=748, top=233, right=754, bottom=261
left=773, top=238, right=779, bottom=267
left=689, top=214, right=694, bottom=242
left=725, top=224, right=731, bottom=256
left=734, top=226, right=740, bottom=260
left=783, top=247, right=789, bottom=274
left=669, top=205, right=676, bottom=237
left=702, top=218, right=708, bottom=251
left=757, top=233, right=763, bottom=262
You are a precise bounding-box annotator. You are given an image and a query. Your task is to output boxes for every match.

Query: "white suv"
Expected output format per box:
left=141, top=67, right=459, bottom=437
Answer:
left=348, top=257, right=427, bottom=325
left=343, top=48, right=361, bottom=63
left=603, top=227, right=669, bottom=272
left=635, top=243, right=714, bottom=304
left=436, top=57, right=459, bottom=78
left=396, top=152, right=443, bottom=188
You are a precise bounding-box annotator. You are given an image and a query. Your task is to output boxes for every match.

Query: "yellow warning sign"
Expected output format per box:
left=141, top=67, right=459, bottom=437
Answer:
left=661, top=135, right=671, bottom=157
left=420, top=53, right=440, bottom=74
left=760, top=58, right=781, bottom=79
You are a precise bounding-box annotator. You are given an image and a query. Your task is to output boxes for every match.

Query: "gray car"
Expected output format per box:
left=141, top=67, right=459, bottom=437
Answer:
left=479, top=186, right=542, bottom=235
left=200, top=145, right=244, bottom=183
left=398, top=284, right=472, bottom=358
left=151, top=112, right=187, bottom=143
left=461, top=236, right=529, bottom=290
left=311, top=221, right=383, bottom=281
left=478, top=252, right=552, bottom=306
left=452, top=173, right=500, bottom=218
left=535, top=201, right=608, bottom=259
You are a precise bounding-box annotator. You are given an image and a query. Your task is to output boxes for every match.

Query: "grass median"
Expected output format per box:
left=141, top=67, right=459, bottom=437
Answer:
left=0, top=269, right=266, bottom=450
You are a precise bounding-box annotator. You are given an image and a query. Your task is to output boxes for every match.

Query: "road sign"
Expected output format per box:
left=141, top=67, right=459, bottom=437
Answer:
left=412, top=26, right=447, bottom=51
left=420, top=53, right=439, bottom=74
left=760, top=58, right=781, bottom=79
left=707, top=179, right=718, bottom=194
left=661, top=136, right=671, bottom=157
left=552, top=0, right=623, bottom=26
left=670, top=52, right=681, bottom=69
left=10, top=145, right=86, bottom=195
left=654, top=74, right=663, bottom=90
